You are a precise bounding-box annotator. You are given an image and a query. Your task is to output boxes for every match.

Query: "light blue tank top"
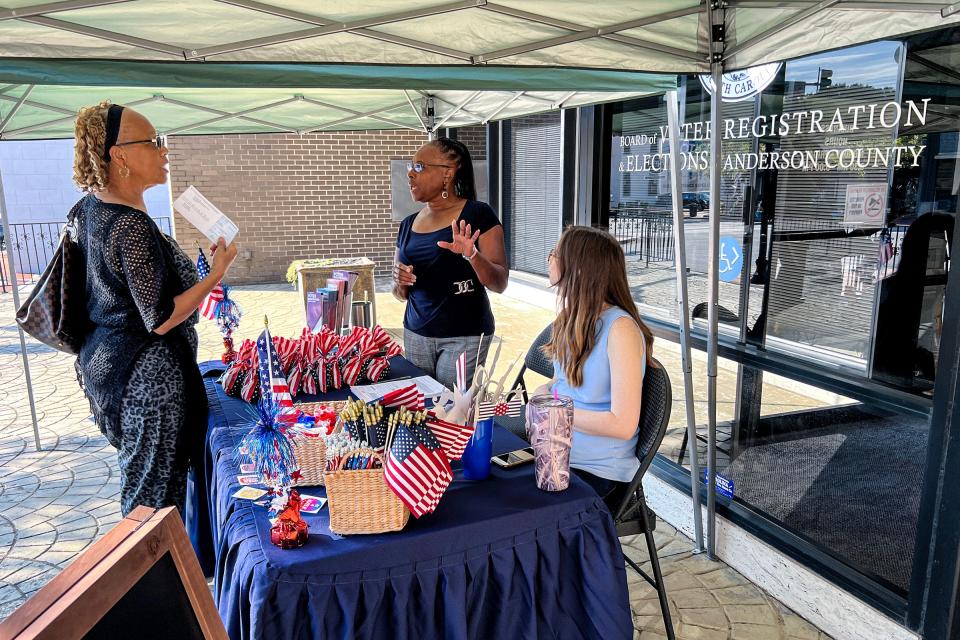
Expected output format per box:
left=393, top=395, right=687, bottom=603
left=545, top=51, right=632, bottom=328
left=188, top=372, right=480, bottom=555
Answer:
left=551, top=306, right=644, bottom=483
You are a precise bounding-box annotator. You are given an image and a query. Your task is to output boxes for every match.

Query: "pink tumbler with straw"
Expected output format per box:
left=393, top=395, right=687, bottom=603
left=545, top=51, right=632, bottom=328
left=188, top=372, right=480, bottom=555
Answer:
left=526, top=394, right=574, bottom=491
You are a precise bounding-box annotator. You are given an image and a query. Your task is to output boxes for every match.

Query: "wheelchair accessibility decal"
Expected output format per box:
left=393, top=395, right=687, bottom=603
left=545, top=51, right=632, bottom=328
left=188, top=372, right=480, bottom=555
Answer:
left=718, top=235, right=743, bottom=283
left=703, top=470, right=735, bottom=500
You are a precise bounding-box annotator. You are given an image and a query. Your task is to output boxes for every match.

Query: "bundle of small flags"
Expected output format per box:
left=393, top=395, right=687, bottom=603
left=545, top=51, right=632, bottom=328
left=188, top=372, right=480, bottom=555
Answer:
left=197, top=248, right=243, bottom=363
left=219, top=325, right=403, bottom=402
left=382, top=406, right=454, bottom=518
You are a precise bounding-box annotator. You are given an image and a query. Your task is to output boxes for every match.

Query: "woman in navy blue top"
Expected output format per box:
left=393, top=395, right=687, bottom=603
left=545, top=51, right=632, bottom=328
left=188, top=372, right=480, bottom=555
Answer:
left=393, top=138, right=508, bottom=391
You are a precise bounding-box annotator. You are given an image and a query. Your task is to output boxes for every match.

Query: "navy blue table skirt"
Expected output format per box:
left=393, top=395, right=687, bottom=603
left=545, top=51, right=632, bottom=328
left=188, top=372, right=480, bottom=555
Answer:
left=187, top=358, right=633, bottom=640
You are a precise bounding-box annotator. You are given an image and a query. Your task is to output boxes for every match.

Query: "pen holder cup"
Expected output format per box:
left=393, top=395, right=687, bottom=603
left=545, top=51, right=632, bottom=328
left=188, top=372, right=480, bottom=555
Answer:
left=461, top=417, right=494, bottom=480
left=527, top=395, right=574, bottom=492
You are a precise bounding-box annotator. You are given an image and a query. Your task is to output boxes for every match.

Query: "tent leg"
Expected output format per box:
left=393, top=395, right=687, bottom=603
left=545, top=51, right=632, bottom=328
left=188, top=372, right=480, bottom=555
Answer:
left=706, top=63, right=722, bottom=560
left=666, top=89, right=704, bottom=553
left=0, top=164, right=42, bottom=452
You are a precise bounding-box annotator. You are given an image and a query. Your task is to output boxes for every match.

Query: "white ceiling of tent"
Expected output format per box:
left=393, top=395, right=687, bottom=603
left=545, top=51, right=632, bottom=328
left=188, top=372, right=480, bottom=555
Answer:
left=0, top=0, right=956, bottom=73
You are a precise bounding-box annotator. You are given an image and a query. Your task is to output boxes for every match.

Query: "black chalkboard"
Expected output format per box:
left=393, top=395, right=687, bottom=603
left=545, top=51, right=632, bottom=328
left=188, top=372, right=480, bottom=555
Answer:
left=83, top=552, right=204, bottom=640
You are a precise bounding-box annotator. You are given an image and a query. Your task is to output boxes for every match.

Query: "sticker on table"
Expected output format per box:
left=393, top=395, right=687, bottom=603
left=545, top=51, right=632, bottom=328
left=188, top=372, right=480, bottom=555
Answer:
left=702, top=470, right=735, bottom=499
left=237, top=474, right=262, bottom=486
left=298, top=495, right=328, bottom=514
left=239, top=462, right=256, bottom=474
left=718, top=235, right=743, bottom=283
left=233, top=487, right=267, bottom=501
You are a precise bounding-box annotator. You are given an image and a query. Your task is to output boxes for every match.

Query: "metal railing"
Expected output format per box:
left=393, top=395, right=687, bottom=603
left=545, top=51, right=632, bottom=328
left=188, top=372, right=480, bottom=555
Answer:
left=0, top=217, right=173, bottom=293
left=609, top=206, right=675, bottom=265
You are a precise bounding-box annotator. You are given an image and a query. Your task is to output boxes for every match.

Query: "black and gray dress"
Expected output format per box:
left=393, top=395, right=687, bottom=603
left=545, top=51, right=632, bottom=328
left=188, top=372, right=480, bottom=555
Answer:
left=75, top=195, right=207, bottom=516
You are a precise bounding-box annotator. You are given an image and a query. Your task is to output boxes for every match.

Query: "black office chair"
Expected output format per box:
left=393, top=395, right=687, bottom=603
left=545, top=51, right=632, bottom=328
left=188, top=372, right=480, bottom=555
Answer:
left=498, top=323, right=553, bottom=440
left=612, top=357, right=675, bottom=640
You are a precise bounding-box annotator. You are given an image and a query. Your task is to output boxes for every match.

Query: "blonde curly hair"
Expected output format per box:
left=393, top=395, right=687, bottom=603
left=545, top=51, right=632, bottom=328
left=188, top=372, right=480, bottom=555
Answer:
left=73, top=100, right=113, bottom=193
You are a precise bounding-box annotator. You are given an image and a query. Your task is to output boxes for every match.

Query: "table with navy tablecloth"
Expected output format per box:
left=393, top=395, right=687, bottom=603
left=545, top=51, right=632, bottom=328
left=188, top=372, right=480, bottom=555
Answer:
left=186, top=357, right=633, bottom=640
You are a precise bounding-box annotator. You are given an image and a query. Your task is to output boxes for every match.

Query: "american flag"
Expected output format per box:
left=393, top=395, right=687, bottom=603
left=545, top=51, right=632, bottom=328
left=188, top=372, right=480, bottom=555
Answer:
left=379, top=384, right=425, bottom=410
left=383, top=421, right=452, bottom=518
left=425, top=415, right=475, bottom=460
left=256, top=327, right=295, bottom=419
left=196, top=249, right=224, bottom=320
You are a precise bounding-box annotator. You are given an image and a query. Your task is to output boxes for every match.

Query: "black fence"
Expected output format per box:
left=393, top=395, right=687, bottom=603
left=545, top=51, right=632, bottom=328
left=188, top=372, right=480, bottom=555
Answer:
left=609, top=207, right=675, bottom=265
left=0, top=217, right=173, bottom=293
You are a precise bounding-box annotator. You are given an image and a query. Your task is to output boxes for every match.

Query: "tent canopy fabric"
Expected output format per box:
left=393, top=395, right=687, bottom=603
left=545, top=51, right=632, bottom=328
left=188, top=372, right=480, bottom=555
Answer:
left=0, top=0, right=956, bottom=138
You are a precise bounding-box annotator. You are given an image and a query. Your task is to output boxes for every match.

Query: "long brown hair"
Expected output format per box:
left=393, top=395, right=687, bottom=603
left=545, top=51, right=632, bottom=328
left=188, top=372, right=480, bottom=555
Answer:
left=543, top=226, right=655, bottom=387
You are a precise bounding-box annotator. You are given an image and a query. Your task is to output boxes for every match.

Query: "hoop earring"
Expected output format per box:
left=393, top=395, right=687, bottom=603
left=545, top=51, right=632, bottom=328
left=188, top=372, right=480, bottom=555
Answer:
left=441, top=189, right=449, bottom=199
left=119, top=165, right=130, bottom=179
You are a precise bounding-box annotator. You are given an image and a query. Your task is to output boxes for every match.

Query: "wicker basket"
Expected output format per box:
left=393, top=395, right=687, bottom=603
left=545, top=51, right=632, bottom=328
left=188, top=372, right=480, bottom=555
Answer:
left=290, top=401, right=346, bottom=487
left=325, top=448, right=409, bottom=535
left=290, top=435, right=328, bottom=486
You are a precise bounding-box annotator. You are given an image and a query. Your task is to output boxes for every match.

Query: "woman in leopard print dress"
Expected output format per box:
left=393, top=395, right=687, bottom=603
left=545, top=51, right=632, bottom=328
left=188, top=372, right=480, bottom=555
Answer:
left=72, top=102, right=238, bottom=516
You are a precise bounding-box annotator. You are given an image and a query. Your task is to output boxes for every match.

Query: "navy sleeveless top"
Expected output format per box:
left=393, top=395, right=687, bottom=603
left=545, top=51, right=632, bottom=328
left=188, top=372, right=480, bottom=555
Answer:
left=396, top=200, right=501, bottom=338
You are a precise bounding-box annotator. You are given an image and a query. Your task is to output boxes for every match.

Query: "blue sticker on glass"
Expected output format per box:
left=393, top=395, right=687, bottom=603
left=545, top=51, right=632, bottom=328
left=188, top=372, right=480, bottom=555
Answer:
left=718, top=235, right=743, bottom=283
left=702, top=470, right=735, bottom=499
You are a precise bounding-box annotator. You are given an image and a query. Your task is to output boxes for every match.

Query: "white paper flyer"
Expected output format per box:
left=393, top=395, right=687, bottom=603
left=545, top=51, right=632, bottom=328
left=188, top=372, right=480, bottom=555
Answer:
left=172, top=186, right=239, bottom=245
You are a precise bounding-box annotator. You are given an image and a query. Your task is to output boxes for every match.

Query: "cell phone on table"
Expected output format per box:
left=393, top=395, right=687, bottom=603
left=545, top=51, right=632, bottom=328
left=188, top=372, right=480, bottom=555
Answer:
left=491, top=447, right=535, bottom=469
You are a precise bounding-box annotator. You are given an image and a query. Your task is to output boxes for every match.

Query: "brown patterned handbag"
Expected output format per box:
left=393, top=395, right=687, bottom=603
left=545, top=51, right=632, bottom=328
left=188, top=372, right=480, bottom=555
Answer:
left=15, top=207, right=88, bottom=354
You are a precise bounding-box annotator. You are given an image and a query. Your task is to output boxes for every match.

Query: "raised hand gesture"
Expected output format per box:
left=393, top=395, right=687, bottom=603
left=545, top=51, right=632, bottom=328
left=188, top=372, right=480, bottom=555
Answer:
left=437, top=219, right=480, bottom=258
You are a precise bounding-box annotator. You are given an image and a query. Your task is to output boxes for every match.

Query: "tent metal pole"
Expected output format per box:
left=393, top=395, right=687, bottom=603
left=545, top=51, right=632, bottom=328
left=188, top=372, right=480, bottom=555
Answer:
left=482, top=92, right=525, bottom=124
left=433, top=91, right=481, bottom=131
left=476, top=3, right=704, bottom=63
left=164, top=96, right=302, bottom=136
left=297, top=96, right=416, bottom=131
left=0, top=86, right=35, bottom=134
left=2, top=96, right=156, bottom=139
left=0, top=0, right=133, bottom=22
left=156, top=95, right=300, bottom=132
left=722, top=0, right=841, bottom=61
left=666, top=89, right=704, bottom=553
left=403, top=91, right=430, bottom=134
left=706, top=61, right=722, bottom=560
left=0, top=165, right=42, bottom=452
left=192, top=0, right=479, bottom=60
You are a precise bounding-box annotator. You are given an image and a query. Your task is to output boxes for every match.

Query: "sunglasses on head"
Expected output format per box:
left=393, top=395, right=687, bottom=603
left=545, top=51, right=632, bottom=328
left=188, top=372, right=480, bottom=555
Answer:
left=114, top=134, right=167, bottom=151
left=406, top=160, right=452, bottom=173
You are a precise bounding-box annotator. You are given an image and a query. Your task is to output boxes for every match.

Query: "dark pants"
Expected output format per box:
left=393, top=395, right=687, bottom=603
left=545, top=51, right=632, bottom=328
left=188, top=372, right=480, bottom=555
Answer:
left=573, top=468, right=629, bottom=514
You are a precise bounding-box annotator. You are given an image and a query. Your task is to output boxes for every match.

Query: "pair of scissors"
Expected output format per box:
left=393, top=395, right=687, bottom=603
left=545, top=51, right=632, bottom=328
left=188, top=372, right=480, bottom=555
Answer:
left=471, top=365, right=503, bottom=404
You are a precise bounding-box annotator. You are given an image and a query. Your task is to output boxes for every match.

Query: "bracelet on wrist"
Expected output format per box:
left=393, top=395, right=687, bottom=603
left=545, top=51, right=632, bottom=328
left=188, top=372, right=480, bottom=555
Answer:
left=463, top=246, right=479, bottom=261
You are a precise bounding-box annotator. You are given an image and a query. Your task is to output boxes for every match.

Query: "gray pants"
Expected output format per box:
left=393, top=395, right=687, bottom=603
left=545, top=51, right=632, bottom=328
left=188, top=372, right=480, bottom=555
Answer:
left=404, top=329, right=491, bottom=391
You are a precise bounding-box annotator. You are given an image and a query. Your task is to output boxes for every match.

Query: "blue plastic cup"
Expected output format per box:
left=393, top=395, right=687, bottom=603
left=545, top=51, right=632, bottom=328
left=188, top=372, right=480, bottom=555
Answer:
left=462, top=417, right=494, bottom=480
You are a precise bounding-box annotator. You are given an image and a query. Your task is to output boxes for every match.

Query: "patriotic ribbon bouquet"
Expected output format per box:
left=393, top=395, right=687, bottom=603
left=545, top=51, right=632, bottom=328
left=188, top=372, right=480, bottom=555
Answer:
left=220, top=324, right=403, bottom=403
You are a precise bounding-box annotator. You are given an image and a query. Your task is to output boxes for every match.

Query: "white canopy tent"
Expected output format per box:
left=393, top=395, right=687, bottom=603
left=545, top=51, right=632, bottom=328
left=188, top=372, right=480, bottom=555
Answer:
left=0, top=0, right=958, bottom=563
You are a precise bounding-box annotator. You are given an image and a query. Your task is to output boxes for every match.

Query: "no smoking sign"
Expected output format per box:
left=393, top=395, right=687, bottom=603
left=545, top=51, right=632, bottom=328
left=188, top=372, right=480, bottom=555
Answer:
left=844, top=183, right=887, bottom=225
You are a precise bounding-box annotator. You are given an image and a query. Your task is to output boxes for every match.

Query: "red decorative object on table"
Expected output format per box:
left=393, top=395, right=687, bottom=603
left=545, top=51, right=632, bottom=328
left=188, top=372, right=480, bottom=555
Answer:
left=270, top=489, right=309, bottom=549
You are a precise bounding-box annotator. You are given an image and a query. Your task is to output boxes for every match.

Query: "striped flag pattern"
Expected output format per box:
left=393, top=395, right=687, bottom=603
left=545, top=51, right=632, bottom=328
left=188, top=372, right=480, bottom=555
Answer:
left=379, top=384, right=425, bottom=410
left=196, top=249, right=224, bottom=320
left=383, top=421, right=453, bottom=518
left=256, top=327, right=295, bottom=419
left=425, top=416, right=475, bottom=461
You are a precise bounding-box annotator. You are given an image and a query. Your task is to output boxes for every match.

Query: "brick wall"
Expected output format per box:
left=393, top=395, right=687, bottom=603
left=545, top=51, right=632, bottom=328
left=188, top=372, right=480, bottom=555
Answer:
left=453, top=126, right=487, bottom=160
left=167, top=130, right=428, bottom=285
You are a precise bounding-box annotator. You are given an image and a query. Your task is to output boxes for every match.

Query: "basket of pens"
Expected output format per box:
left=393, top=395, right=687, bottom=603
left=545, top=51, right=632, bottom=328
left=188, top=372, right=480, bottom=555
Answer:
left=324, top=446, right=409, bottom=535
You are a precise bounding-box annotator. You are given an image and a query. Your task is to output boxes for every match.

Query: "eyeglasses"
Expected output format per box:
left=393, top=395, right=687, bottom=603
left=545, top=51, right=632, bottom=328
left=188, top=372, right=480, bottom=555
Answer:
left=406, top=161, right=452, bottom=173
left=114, top=134, right=167, bottom=150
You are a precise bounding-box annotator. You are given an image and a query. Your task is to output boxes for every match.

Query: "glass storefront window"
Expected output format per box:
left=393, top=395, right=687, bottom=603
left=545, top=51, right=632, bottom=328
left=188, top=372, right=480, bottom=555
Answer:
left=605, top=26, right=959, bottom=603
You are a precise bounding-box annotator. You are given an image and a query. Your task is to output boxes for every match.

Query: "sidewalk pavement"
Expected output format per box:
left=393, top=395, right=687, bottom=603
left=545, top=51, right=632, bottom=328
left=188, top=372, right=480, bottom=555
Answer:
left=0, top=282, right=830, bottom=639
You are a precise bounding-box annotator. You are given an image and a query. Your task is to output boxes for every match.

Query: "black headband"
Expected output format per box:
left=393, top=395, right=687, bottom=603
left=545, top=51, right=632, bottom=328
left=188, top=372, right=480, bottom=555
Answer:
left=102, top=104, right=124, bottom=162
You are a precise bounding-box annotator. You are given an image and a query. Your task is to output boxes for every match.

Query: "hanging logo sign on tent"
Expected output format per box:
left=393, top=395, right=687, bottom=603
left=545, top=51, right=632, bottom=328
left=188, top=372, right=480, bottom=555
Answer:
left=699, top=63, right=782, bottom=102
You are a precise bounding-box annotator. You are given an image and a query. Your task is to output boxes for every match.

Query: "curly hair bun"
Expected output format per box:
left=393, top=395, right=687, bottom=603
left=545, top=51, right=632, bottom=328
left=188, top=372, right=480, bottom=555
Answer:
left=73, top=100, right=112, bottom=193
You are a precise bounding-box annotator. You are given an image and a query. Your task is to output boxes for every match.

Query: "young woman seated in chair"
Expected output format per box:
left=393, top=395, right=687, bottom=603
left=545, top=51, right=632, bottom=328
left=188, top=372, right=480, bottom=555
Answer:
left=531, top=226, right=655, bottom=508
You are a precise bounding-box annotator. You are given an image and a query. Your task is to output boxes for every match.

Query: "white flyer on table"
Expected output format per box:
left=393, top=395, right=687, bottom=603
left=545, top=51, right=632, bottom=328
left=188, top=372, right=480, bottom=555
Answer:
left=173, top=186, right=239, bottom=245
left=351, top=376, right=448, bottom=402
